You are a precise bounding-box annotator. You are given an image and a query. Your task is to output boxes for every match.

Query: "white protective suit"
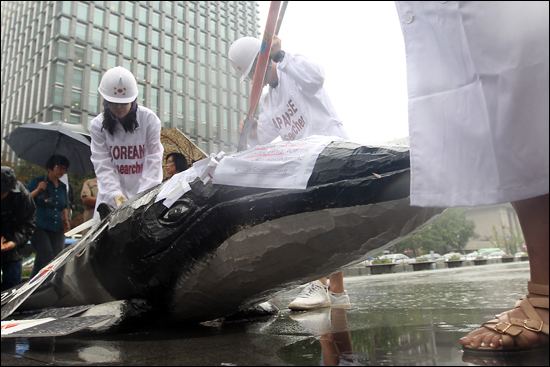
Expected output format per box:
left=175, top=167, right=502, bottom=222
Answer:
left=395, top=1, right=549, bottom=207
left=90, top=105, right=164, bottom=214
left=248, top=52, right=349, bottom=147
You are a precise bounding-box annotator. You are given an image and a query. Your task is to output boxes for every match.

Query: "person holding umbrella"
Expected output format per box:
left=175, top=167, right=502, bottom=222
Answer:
left=26, top=155, right=71, bottom=277
left=90, top=66, right=163, bottom=211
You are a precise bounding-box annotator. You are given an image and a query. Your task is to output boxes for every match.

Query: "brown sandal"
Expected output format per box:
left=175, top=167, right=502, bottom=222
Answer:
left=463, top=282, right=549, bottom=355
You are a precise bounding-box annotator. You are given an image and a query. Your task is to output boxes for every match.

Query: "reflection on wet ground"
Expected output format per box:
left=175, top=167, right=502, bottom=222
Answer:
left=2, top=262, right=548, bottom=366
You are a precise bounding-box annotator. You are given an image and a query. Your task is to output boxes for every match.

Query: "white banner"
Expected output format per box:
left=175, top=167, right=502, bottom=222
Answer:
left=212, top=135, right=340, bottom=189
left=155, top=166, right=199, bottom=208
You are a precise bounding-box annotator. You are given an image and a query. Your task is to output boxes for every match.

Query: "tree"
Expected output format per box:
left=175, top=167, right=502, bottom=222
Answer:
left=398, top=208, right=476, bottom=254
left=489, top=225, right=524, bottom=255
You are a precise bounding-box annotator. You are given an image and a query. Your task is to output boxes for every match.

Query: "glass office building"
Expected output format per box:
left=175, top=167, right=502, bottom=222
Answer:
left=1, top=1, right=260, bottom=162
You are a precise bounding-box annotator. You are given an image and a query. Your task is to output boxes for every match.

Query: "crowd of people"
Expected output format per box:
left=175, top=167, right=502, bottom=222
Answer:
left=1, top=2, right=547, bottom=355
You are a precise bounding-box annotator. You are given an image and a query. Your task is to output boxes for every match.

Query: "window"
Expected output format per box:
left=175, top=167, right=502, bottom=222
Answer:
left=176, top=76, right=184, bottom=93
left=150, top=87, right=158, bottom=114
left=110, top=14, right=119, bottom=32
left=57, top=40, right=68, bottom=58
left=137, top=43, right=146, bottom=61
left=74, top=45, right=85, bottom=65
left=165, top=2, right=172, bottom=17
left=59, top=17, right=70, bottom=36
left=53, top=85, right=64, bottom=105
left=94, top=8, right=104, bottom=27
left=151, top=49, right=159, bottom=65
left=76, top=22, right=87, bottom=41
left=110, top=1, right=119, bottom=13
left=189, top=99, right=196, bottom=134
left=189, top=44, right=196, bottom=60
left=177, top=22, right=184, bottom=38
left=125, top=1, right=134, bottom=17
left=177, top=5, right=185, bottom=22
left=164, top=91, right=171, bottom=124
left=124, top=19, right=133, bottom=38
left=189, top=62, right=195, bottom=78
left=177, top=40, right=184, bottom=56
left=73, top=67, right=84, bottom=89
left=151, top=68, right=159, bottom=84
left=164, top=53, right=172, bottom=70
left=139, top=6, right=147, bottom=23
left=136, top=63, right=145, bottom=81
left=54, top=63, right=66, bottom=84
left=108, top=34, right=118, bottom=52
left=165, top=17, right=172, bottom=34
left=176, top=96, right=184, bottom=128
left=165, top=35, right=172, bottom=52
left=138, top=25, right=147, bottom=43
left=70, top=113, right=81, bottom=124
left=123, top=58, right=132, bottom=72
left=91, top=48, right=101, bottom=68
left=152, top=12, right=160, bottom=29
left=123, top=39, right=133, bottom=58
left=77, top=3, right=88, bottom=21
left=164, top=72, right=171, bottom=89
left=107, top=54, right=117, bottom=69
left=61, top=2, right=71, bottom=15
left=137, top=83, right=145, bottom=104
left=177, top=57, right=184, bottom=75
left=152, top=30, right=159, bottom=47
left=92, top=28, right=103, bottom=47
left=200, top=84, right=207, bottom=100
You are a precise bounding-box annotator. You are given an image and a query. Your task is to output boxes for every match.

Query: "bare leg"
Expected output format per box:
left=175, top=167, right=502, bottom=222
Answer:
left=459, top=194, right=549, bottom=350
left=328, top=271, right=345, bottom=294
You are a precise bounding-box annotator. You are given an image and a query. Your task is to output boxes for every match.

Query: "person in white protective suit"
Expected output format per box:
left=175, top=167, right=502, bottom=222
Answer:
left=90, top=66, right=163, bottom=214
left=229, top=35, right=351, bottom=311
left=394, top=2, right=548, bottom=355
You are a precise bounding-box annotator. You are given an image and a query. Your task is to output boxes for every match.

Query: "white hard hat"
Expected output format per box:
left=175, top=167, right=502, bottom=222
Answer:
left=228, top=37, right=261, bottom=82
left=98, top=66, right=138, bottom=103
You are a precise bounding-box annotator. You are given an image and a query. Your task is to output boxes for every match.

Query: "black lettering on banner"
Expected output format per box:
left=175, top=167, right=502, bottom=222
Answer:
left=121, top=146, right=127, bottom=160
left=113, top=146, right=120, bottom=160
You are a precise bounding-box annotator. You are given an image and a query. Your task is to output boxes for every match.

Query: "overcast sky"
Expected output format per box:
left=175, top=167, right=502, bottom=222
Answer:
left=254, top=1, right=409, bottom=145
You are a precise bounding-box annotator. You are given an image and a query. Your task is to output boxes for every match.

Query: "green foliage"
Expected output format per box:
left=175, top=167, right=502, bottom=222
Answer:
left=448, top=255, right=462, bottom=261
left=371, top=258, right=392, bottom=265
left=489, top=225, right=524, bottom=255
left=397, top=208, right=476, bottom=255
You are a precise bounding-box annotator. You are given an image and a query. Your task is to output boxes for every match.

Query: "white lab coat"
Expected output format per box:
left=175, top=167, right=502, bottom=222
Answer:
left=90, top=105, right=164, bottom=213
left=395, top=1, right=549, bottom=207
left=249, top=52, right=349, bottom=147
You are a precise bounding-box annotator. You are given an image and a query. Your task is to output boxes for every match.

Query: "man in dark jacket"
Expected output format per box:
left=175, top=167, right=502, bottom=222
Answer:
left=1, top=166, right=36, bottom=291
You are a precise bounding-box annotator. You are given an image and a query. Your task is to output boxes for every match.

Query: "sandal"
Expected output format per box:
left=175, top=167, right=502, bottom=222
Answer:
left=463, top=282, right=549, bottom=355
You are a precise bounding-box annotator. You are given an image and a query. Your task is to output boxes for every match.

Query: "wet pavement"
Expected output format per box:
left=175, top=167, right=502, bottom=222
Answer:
left=2, top=262, right=548, bottom=366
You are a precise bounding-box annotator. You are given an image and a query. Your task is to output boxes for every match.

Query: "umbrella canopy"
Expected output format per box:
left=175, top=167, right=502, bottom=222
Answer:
left=160, top=128, right=207, bottom=180
left=37, top=120, right=91, bottom=140
left=3, top=123, right=94, bottom=175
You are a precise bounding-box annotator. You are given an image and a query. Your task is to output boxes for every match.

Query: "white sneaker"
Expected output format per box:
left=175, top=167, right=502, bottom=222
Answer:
left=329, top=290, right=351, bottom=308
left=289, top=308, right=331, bottom=335
left=288, top=280, right=331, bottom=310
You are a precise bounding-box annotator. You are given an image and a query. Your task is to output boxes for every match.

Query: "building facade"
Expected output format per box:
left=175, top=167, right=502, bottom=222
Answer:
left=1, top=1, right=260, bottom=162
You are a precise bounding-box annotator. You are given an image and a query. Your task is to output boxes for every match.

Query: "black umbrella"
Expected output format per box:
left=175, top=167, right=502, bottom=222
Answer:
left=3, top=123, right=93, bottom=175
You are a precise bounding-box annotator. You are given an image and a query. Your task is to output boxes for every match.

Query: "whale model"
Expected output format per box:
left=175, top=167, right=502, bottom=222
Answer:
left=2, top=140, right=442, bottom=334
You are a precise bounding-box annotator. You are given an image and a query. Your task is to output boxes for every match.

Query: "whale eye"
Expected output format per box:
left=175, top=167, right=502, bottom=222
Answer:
left=162, top=205, right=189, bottom=221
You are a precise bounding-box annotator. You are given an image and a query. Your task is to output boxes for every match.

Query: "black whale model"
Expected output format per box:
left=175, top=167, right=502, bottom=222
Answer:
left=13, top=140, right=441, bottom=324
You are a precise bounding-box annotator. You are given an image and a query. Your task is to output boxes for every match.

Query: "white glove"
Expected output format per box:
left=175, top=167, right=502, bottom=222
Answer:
left=114, top=194, right=128, bottom=207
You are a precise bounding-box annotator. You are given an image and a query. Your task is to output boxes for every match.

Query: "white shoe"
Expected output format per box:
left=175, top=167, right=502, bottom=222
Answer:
left=289, top=308, right=331, bottom=335
left=288, top=280, right=331, bottom=310
left=329, top=290, right=351, bottom=308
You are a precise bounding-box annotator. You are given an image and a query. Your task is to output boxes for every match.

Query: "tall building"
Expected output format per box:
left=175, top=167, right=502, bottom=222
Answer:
left=1, top=1, right=260, bottom=162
